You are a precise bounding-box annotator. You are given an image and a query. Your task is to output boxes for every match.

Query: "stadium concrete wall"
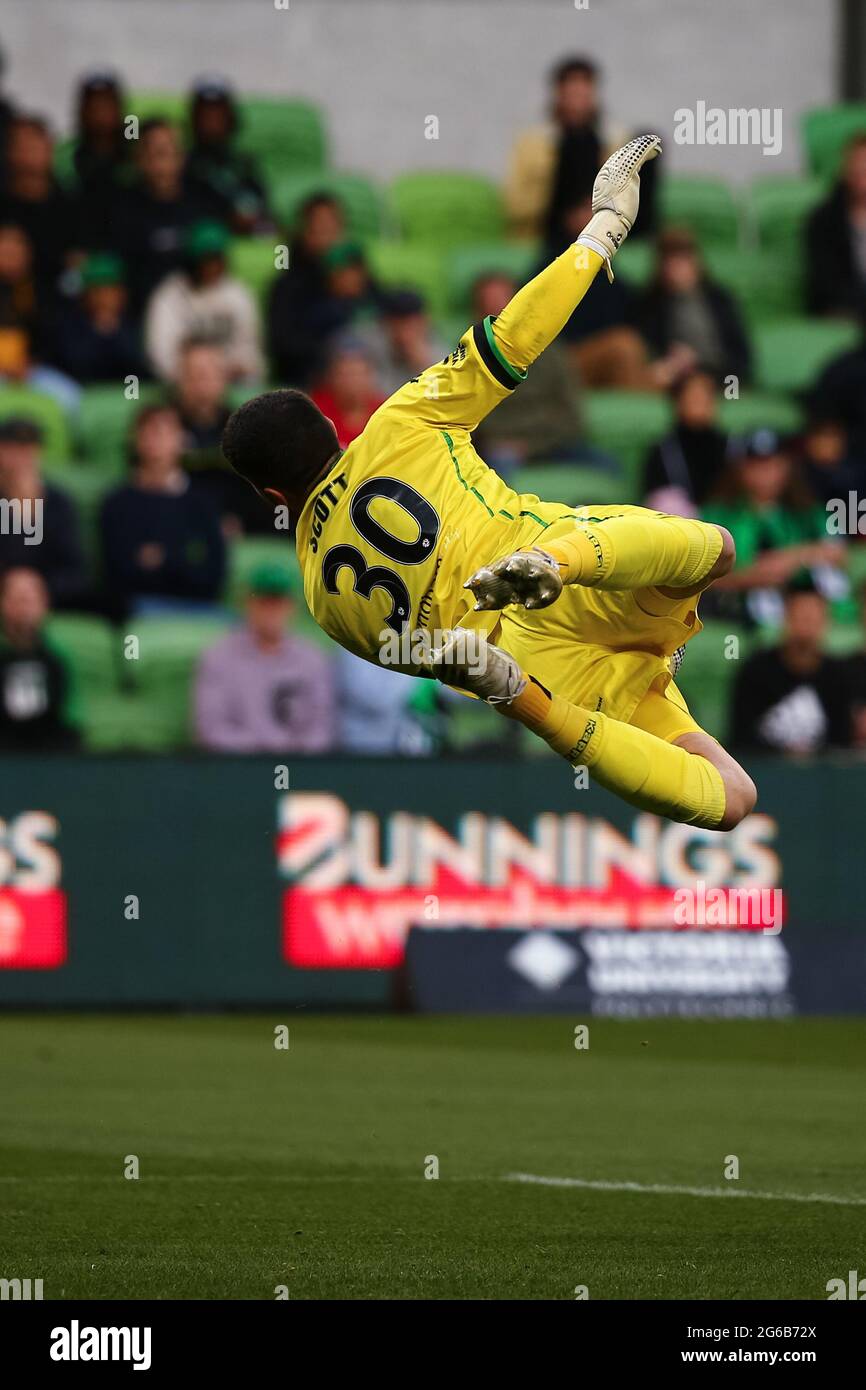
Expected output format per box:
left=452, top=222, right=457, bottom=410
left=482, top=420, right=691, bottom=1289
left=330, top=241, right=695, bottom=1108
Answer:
left=0, top=755, right=863, bottom=1012
left=2, top=0, right=836, bottom=183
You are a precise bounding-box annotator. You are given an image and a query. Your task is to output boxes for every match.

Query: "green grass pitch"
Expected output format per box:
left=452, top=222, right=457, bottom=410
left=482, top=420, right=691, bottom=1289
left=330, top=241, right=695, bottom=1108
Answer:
left=2, top=1014, right=865, bottom=1300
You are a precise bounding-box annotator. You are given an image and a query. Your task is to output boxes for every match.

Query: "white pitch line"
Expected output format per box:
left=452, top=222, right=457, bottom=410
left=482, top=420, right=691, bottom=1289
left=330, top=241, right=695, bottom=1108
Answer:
left=504, top=1173, right=866, bottom=1208
left=0, top=1174, right=488, bottom=1185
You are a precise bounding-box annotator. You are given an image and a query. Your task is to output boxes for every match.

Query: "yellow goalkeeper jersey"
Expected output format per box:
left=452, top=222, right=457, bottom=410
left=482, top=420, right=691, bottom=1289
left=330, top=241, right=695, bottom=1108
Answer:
left=294, top=318, right=582, bottom=672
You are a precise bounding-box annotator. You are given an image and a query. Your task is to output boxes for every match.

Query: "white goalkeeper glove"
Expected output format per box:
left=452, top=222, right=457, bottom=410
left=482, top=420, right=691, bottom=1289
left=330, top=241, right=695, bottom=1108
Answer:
left=464, top=548, right=563, bottom=612
left=577, top=133, right=662, bottom=282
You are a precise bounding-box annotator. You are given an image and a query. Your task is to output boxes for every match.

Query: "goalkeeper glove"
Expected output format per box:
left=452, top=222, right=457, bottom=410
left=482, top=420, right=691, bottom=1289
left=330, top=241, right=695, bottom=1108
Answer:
left=577, top=133, right=661, bottom=282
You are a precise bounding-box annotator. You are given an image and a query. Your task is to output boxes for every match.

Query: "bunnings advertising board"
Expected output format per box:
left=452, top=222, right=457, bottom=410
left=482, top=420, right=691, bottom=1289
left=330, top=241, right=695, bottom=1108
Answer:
left=0, top=755, right=863, bottom=1013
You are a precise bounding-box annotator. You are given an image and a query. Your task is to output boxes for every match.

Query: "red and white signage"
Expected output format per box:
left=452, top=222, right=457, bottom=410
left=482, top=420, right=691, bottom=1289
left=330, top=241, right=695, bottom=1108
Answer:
left=278, top=793, right=782, bottom=969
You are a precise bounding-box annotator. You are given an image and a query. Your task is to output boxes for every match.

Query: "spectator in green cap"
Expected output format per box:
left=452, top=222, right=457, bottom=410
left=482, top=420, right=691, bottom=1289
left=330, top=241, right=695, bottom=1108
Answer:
left=45, top=249, right=147, bottom=384
left=144, top=218, right=264, bottom=383
left=194, top=559, right=338, bottom=753
left=268, top=233, right=382, bottom=388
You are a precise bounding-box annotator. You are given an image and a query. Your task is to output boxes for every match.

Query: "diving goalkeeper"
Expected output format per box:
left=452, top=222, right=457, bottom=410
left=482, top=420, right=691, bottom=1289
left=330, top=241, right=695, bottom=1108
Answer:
left=222, top=135, right=756, bottom=831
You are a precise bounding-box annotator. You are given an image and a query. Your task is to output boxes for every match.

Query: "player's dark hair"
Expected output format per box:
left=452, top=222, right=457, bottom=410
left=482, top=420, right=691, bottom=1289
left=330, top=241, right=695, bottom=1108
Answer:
left=221, top=388, right=339, bottom=498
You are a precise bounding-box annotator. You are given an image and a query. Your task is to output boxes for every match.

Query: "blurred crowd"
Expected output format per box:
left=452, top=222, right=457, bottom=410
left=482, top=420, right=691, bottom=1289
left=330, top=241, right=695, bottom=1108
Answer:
left=2, top=54, right=866, bottom=759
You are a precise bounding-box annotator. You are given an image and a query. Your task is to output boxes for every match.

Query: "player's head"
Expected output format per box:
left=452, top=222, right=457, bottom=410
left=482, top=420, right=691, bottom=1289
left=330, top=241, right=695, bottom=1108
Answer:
left=222, top=388, right=340, bottom=511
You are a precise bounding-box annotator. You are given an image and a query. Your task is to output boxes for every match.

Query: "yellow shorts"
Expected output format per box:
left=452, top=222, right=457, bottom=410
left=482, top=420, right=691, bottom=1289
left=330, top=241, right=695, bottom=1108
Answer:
left=493, top=578, right=706, bottom=743
left=630, top=677, right=703, bottom=744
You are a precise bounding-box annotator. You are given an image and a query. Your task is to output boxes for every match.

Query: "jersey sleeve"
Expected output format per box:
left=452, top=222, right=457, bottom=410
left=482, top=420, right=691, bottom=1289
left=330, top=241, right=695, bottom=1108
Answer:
left=379, top=317, right=526, bottom=433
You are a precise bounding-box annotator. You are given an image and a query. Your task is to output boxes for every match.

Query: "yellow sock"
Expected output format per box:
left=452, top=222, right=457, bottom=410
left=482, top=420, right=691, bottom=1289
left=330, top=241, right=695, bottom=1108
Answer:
left=504, top=676, right=727, bottom=829
left=542, top=513, right=723, bottom=591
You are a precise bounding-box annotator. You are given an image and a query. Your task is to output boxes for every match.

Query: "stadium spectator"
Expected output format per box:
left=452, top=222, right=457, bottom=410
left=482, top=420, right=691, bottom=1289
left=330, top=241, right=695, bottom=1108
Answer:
left=794, top=414, right=866, bottom=508
left=844, top=582, right=866, bottom=750
left=0, top=222, right=42, bottom=340
left=186, top=77, right=269, bottom=234
left=0, top=115, right=84, bottom=296
left=643, top=369, right=730, bottom=514
left=336, top=649, right=435, bottom=754
left=174, top=338, right=232, bottom=468
left=100, top=402, right=226, bottom=612
left=356, top=288, right=448, bottom=397
left=505, top=55, right=657, bottom=245
left=0, top=567, right=80, bottom=751
left=730, top=580, right=852, bottom=754
left=809, top=316, right=866, bottom=455
left=0, top=45, right=15, bottom=160
left=0, top=222, right=83, bottom=405
left=310, top=340, right=385, bottom=448
left=144, top=218, right=264, bottom=382
left=468, top=270, right=589, bottom=471
left=194, top=562, right=336, bottom=753
left=45, top=251, right=146, bottom=384
left=267, top=191, right=347, bottom=384
left=0, top=321, right=81, bottom=413
left=173, top=338, right=268, bottom=534
left=0, top=417, right=88, bottom=607
left=630, top=227, right=752, bottom=385
left=104, top=119, right=228, bottom=307
left=70, top=71, right=130, bottom=205
left=270, top=236, right=381, bottom=388
left=704, top=429, right=847, bottom=627
left=806, top=134, right=866, bottom=318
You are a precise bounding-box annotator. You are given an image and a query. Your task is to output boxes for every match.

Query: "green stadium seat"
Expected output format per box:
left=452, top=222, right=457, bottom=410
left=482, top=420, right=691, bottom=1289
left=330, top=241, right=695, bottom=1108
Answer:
left=80, top=689, right=178, bottom=753
left=659, top=176, right=741, bottom=248
left=754, top=318, right=859, bottom=394
left=53, top=136, right=78, bottom=190
left=846, top=544, right=866, bottom=593
left=226, top=382, right=261, bottom=410
left=126, top=90, right=188, bottom=128
left=510, top=463, right=630, bottom=508
left=228, top=536, right=300, bottom=604
left=365, top=240, right=448, bottom=316
left=434, top=313, right=471, bottom=349
left=75, top=385, right=162, bottom=474
left=748, top=176, right=826, bottom=253
left=229, top=236, right=279, bottom=307
left=0, top=386, right=72, bottom=463
left=584, top=391, right=672, bottom=491
left=825, top=621, right=863, bottom=658
left=703, top=245, right=803, bottom=322
left=270, top=170, right=383, bottom=240
left=718, top=390, right=803, bottom=438
left=39, top=463, right=113, bottom=569
left=802, top=104, right=866, bottom=181
left=614, top=238, right=654, bottom=288
left=390, top=172, right=504, bottom=247
left=46, top=614, right=119, bottom=734
left=445, top=241, right=538, bottom=314
left=123, top=615, right=235, bottom=749
left=675, top=621, right=752, bottom=742
left=236, top=97, right=327, bottom=175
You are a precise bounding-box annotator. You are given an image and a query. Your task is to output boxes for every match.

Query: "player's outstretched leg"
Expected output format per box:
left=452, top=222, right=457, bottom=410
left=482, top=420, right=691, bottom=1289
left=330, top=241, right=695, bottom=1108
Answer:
left=429, top=631, right=755, bottom=831
left=465, top=514, right=731, bottom=611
